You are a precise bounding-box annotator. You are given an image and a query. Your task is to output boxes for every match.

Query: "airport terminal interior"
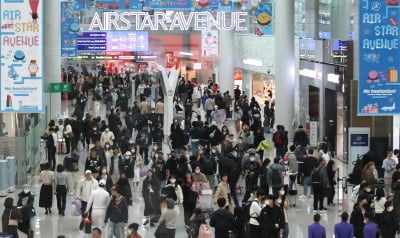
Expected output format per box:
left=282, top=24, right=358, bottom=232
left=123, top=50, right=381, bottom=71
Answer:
left=1, top=0, right=400, bottom=237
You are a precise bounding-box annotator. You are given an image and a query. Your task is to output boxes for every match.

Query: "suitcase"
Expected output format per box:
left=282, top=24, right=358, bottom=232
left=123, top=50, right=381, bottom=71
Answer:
left=388, top=68, right=398, bottom=82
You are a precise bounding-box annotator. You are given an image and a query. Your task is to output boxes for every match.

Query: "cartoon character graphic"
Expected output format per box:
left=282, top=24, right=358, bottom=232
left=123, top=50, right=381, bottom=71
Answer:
left=29, top=0, right=40, bottom=23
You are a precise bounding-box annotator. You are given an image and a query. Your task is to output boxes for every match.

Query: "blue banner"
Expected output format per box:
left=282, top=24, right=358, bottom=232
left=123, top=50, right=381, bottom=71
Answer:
left=254, top=2, right=273, bottom=36
left=350, top=134, right=369, bottom=146
left=359, top=0, right=400, bottom=115
left=91, top=0, right=141, bottom=10
left=144, top=0, right=192, bottom=10
left=61, top=1, right=80, bottom=57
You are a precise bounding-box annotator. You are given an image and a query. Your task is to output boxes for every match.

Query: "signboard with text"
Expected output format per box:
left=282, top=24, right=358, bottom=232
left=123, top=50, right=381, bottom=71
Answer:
left=79, top=0, right=141, bottom=11
left=358, top=0, right=400, bottom=115
left=61, top=1, right=80, bottom=57
left=202, top=31, right=219, bottom=57
left=0, top=0, right=44, bottom=112
left=144, top=0, right=233, bottom=11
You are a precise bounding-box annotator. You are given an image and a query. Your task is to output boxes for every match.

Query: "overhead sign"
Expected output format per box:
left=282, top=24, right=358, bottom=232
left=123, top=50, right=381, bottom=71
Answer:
left=359, top=0, right=400, bottom=115
left=77, top=31, right=148, bottom=52
left=144, top=0, right=192, bottom=10
left=79, top=0, right=141, bottom=11
left=202, top=31, right=219, bottom=57
left=89, top=11, right=248, bottom=31
left=45, top=83, right=72, bottom=93
left=0, top=0, right=44, bottom=113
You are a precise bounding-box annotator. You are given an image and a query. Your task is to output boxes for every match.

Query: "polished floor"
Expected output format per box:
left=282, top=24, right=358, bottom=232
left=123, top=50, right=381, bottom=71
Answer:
left=0, top=98, right=352, bottom=238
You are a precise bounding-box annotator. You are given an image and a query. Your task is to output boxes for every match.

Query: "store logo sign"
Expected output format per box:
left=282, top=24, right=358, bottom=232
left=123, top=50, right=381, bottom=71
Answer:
left=89, top=11, right=248, bottom=31
left=327, top=73, right=340, bottom=84
left=299, top=69, right=322, bottom=80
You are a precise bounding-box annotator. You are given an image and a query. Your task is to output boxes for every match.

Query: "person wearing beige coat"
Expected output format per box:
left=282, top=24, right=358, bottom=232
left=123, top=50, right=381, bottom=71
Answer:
left=213, top=174, right=234, bottom=213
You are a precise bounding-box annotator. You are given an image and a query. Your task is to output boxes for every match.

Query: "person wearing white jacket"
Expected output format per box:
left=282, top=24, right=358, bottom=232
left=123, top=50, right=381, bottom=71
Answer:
left=85, top=180, right=110, bottom=229
left=249, top=189, right=267, bottom=238
left=77, top=170, right=99, bottom=217
left=100, top=128, right=115, bottom=147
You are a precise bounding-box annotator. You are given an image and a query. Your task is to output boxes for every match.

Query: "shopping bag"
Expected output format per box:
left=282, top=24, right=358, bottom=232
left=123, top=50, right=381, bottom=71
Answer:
left=198, top=194, right=214, bottom=211
left=388, top=68, right=398, bottom=82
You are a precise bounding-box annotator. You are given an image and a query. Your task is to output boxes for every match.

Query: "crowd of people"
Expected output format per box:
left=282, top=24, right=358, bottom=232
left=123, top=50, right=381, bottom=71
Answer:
left=2, top=61, right=399, bottom=238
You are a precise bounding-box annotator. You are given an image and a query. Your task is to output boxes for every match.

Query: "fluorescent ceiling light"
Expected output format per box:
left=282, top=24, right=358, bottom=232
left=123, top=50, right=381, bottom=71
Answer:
left=180, top=52, right=193, bottom=56
left=243, top=58, right=262, bottom=67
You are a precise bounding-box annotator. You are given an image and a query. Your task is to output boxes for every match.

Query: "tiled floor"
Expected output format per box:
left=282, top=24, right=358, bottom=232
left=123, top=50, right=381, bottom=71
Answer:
left=0, top=98, right=352, bottom=237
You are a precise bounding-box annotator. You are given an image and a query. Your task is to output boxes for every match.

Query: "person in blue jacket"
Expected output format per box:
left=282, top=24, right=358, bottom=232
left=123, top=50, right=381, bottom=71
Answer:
left=334, top=212, right=354, bottom=238
left=308, top=214, right=326, bottom=238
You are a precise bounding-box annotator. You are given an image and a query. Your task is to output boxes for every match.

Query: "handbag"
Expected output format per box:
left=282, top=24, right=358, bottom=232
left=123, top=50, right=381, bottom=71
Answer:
left=8, top=210, right=18, bottom=227
left=154, top=221, right=168, bottom=238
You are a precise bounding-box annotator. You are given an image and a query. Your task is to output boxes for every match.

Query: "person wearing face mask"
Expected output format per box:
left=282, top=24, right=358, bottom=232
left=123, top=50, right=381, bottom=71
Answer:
left=258, top=195, right=285, bottom=238
left=142, top=170, right=161, bottom=226
left=242, top=152, right=261, bottom=204
left=181, top=172, right=198, bottom=226
left=214, top=174, right=234, bottom=213
left=63, top=148, right=80, bottom=196
left=104, top=142, right=112, bottom=168
left=85, top=148, right=103, bottom=177
left=373, top=188, right=386, bottom=224
left=350, top=195, right=371, bottom=238
left=96, top=167, right=113, bottom=193
left=119, top=151, right=135, bottom=188
left=152, top=123, right=164, bottom=149
left=136, top=127, right=151, bottom=164
left=77, top=170, right=99, bottom=218
left=199, top=148, right=218, bottom=190
left=17, top=185, right=36, bottom=238
left=109, top=148, right=122, bottom=183
left=162, top=176, right=184, bottom=207
left=133, top=148, right=144, bottom=193
left=192, top=166, right=208, bottom=185
left=100, top=127, right=115, bottom=147
left=379, top=201, right=396, bottom=238
left=153, top=152, right=167, bottom=188
left=276, top=186, right=290, bottom=238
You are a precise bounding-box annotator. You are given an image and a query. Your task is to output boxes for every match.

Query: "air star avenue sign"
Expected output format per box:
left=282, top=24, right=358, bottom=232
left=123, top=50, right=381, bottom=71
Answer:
left=89, top=11, right=248, bottom=31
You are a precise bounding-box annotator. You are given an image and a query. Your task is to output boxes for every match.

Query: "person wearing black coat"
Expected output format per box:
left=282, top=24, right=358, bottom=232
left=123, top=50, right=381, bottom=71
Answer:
left=293, top=125, right=309, bottom=148
left=233, top=207, right=246, bottom=238
left=142, top=169, right=161, bottom=226
left=170, top=126, right=186, bottom=151
left=209, top=123, right=222, bottom=147
left=181, top=173, right=198, bottom=226
left=259, top=195, right=285, bottom=238
left=2, top=197, right=21, bottom=238
left=350, top=197, right=370, bottom=238
left=219, top=153, right=242, bottom=207
left=379, top=201, right=397, bottom=238
left=189, top=208, right=206, bottom=237
left=210, top=198, right=234, bottom=238
left=116, top=175, right=132, bottom=206
left=17, top=186, right=36, bottom=238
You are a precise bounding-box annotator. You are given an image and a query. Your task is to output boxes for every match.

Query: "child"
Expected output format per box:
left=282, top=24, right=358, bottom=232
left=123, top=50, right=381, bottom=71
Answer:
left=127, top=223, right=141, bottom=238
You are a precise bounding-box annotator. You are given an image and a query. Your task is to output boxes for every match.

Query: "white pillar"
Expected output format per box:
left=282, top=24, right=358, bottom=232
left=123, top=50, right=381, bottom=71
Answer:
left=218, top=30, right=234, bottom=95
left=393, top=116, right=400, bottom=150
left=275, top=0, right=295, bottom=137
left=305, top=0, right=319, bottom=38
left=44, top=0, right=61, bottom=119
left=331, top=0, right=352, bottom=39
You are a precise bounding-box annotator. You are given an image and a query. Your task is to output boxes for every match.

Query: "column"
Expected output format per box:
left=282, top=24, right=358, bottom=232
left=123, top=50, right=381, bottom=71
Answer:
left=331, top=0, right=352, bottom=39
left=44, top=0, right=61, bottom=119
left=275, top=0, right=295, bottom=137
left=305, top=0, right=319, bottom=38
left=218, top=30, right=234, bottom=95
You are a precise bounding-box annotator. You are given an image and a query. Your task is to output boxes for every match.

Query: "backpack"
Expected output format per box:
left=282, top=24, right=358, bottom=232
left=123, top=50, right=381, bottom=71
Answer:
left=201, top=157, right=215, bottom=175
left=311, top=169, right=322, bottom=188
left=198, top=223, right=212, bottom=238
left=273, top=132, right=284, bottom=145
left=271, top=167, right=282, bottom=186
left=161, top=186, right=177, bottom=201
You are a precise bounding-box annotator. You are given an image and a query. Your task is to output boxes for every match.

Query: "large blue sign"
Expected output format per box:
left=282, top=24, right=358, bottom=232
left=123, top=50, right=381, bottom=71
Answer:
left=79, top=0, right=141, bottom=11
left=144, top=0, right=232, bottom=11
left=359, top=0, right=400, bottom=115
left=61, top=1, right=80, bottom=57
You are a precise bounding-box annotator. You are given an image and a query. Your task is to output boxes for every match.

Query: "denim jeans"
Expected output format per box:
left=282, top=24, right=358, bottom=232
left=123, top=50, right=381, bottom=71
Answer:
left=303, top=176, right=311, bottom=196
left=229, top=181, right=240, bottom=207
left=283, top=223, right=289, bottom=238
left=289, top=177, right=296, bottom=191
left=107, top=221, right=125, bottom=238
left=191, top=141, right=199, bottom=156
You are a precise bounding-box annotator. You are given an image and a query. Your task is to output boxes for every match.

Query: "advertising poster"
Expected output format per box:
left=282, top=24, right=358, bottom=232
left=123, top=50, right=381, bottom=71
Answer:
left=0, top=0, right=44, bottom=112
left=144, top=0, right=192, bottom=10
left=254, top=2, right=274, bottom=36
left=92, top=0, right=140, bottom=10
left=348, top=127, right=370, bottom=172
left=202, top=31, right=219, bottom=57
left=61, top=1, right=80, bottom=57
left=194, top=0, right=233, bottom=11
left=359, top=0, right=400, bottom=115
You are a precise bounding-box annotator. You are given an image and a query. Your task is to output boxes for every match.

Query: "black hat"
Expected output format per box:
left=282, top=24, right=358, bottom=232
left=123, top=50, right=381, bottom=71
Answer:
left=128, top=223, right=139, bottom=231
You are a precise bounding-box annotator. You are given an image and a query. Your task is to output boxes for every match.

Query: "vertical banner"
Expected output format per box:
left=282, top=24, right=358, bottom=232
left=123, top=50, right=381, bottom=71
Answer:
left=255, top=2, right=274, bottom=36
left=0, top=0, right=44, bottom=112
left=202, top=31, right=219, bottom=57
left=61, top=1, right=80, bottom=57
left=358, top=0, right=400, bottom=115
left=348, top=127, right=370, bottom=172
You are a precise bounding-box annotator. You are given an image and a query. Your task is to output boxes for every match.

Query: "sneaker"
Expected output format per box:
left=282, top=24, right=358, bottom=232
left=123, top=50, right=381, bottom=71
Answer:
left=319, top=208, right=328, bottom=213
left=312, top=209, right=318, bottom=213
left=299, top=195, right=306, bottom=199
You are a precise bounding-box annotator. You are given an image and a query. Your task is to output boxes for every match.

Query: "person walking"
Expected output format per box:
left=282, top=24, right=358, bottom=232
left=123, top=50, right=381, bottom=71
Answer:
left=311, top=159, right=329, bottom=212
left=308, top=214, right=326, bottom=238
left=156, top=198, right=179, bottom=238
left=2, top=197, right=21, bottom=238
left=363, top=211, right=378, bottom=238
left=181, top=172, right=198, bottom=227
left=63, top=148, right=80, bottom=196
left=299, top=149, right=318, bottom=199
left=249, top=189, right=266, bottom=238
left=105, top=186, right=129, bottom=238
left=383, top=150, right=397, bottom=195
left=39, top=164, right=55, bottom=214
left=17, top=185, right=36, bottom=238
left=210, top=198, right=234, bottom=238
left=85, top=180, right=110, bottom=229
left=334, top=212, right=354, bottom=238
left=214, top=174, right=234, bottom=213
left=379, top=201, right=397, bottom=238
left=142, top=169, right=161, bottom=226
left=77, top=170, right=99, bottom=217
left=55, top=164, right=68, bottom=216
left=259, top=195, right=285, bottom=238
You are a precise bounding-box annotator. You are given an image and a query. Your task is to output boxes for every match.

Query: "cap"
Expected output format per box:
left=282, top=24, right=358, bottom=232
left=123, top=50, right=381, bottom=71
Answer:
left=99, top=179, right=106, bottom=186
left=85, top=170, right=92, bottom=174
